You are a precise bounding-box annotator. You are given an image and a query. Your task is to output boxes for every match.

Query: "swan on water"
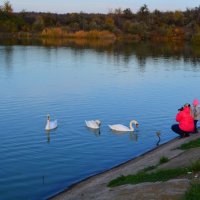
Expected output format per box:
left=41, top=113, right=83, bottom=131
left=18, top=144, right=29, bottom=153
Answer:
left=45, top=115, right=58, bottom=131
left=85, top=120, right=101, bottom=129
left=108, top=120, right=139, bottom=132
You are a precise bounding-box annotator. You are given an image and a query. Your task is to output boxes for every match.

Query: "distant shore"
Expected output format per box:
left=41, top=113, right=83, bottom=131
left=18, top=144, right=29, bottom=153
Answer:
left=1, top=2, right=200, bottom=44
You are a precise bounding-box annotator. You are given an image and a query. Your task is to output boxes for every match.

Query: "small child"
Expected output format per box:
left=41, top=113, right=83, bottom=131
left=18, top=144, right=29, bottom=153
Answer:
left=192, top=99, right=200, bottom=133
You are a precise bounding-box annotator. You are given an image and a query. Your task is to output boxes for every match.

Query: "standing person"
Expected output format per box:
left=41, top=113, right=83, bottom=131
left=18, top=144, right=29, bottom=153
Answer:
left=171, top=103, right=194, bottom=138
left=192, top=99, right=200, bottom=133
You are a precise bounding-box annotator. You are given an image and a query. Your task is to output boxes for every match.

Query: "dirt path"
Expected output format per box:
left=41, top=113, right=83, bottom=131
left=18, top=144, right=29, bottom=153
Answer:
left=50, top=134, right=200, bottom=200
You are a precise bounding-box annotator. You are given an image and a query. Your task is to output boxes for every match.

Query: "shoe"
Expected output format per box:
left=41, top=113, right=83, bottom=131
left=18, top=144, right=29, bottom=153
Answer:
left=194, top=130, right=199, bottom=134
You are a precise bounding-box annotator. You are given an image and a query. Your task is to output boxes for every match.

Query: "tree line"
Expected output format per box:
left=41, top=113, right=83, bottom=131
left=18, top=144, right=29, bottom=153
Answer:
left=1, top=1, right=200, bottom=42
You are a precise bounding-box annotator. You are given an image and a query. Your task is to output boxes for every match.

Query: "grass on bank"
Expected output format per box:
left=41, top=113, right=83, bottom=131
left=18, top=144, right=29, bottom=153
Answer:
left=179, top=138, right=200, bottom=150
left=142, top=156, right=169, bottom=173
left=108, top=159, right=200, bottom=187
left=181, top=183, right=200, bottom=200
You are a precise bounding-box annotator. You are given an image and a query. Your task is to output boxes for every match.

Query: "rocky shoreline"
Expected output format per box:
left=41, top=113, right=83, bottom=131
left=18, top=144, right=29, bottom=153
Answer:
left=49, top=133, right=200, bottom=200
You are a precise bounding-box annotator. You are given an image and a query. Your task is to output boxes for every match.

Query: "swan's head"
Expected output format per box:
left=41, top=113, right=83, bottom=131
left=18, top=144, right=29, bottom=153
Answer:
left=130, top=120, right=139, bottom=128
left=47, top=114, right=50, bottom=120
left=95, top=120, right=101, bottom=126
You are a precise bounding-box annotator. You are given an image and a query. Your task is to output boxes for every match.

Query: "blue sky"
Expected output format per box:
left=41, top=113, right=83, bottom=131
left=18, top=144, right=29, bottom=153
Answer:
left=7, top=0, right=200, bottom=13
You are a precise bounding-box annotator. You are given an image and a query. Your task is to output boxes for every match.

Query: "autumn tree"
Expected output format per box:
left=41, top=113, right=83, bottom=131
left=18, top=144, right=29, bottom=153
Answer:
left=0, top=1, right=13, bottom=13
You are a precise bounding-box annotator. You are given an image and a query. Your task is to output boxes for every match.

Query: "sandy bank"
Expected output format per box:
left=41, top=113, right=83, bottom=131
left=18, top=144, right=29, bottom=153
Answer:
left=50, top=133, right=200, bottom=200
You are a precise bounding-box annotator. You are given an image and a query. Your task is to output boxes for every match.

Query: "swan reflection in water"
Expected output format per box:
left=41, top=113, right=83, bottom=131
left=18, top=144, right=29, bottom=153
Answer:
left=86, top=127, right=101, bottom=136
left=45, top=131, right=51, bottom=143
left=110, top=130, right=138, bottom=142
left=129, top=132, right=138, bottom=141
left=45, top=128, right=58, bottom=143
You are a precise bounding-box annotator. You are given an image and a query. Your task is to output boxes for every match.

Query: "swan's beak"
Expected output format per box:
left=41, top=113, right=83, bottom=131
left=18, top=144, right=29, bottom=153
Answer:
left=136, top=123, right=139, bottom=128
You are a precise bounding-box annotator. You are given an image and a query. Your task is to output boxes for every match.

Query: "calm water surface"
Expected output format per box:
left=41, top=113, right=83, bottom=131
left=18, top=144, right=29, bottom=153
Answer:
left=0, top=41, right=200, bottom=200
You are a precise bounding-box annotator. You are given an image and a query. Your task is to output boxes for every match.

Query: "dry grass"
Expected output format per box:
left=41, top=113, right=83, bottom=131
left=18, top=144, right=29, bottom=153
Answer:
left=41, top=28, right=116, bottom=40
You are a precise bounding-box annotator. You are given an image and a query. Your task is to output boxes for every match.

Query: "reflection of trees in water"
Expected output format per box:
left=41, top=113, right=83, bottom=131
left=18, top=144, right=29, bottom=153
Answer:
left=3, top=46, right=13, bottom=74
left=2, top=38, right=200, bottom=70
left=136, top=56, right=146, bottom=72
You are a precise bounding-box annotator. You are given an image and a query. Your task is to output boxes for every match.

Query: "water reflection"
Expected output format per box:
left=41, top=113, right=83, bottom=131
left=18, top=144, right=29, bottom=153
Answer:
left=45, top=129, right=58, bottom=143
left=86, top=127, right=101, bottom=136
left=129, top=132, right=138, bottom=142
left=110, top=130, right=138, bottom=142
left=45, top=131, right=51, bottom=143
left=2, top=46, right=13, bottom=74
left=1, top=39, right=200, bottom=73
left=1, top=38, right=200, bottom=200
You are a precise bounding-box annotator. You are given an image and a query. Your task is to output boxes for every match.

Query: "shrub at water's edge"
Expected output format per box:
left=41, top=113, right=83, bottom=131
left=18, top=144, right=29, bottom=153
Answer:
left=41, top=28, right=116, bottom=40
left=159, top=156, right=169, bottom=164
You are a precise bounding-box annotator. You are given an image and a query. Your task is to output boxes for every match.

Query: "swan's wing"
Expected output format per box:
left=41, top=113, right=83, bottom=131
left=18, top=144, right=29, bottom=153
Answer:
left=85, top=120, right=93, bottom=127
left=109, top=124, right=130, bottom=131
left=49, top=120, right=58, bottom=129
left=85, top=120, right=99, bottom=129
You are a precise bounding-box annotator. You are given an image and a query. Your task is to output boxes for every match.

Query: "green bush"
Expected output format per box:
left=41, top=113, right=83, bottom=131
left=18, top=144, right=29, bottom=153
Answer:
left=159, top=156, right=169, bottom=164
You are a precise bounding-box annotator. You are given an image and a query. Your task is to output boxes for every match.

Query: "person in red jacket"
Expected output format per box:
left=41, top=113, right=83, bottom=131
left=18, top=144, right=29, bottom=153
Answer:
left=171, top=103, right=194, bottom=138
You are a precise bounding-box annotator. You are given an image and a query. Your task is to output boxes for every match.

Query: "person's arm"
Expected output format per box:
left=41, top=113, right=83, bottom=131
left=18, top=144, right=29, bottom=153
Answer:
left=176, top=112, right=182, bottom=122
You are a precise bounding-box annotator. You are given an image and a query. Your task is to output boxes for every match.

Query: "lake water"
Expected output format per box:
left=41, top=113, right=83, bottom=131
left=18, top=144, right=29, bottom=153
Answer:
left=0, top=40, right=200, bottom=200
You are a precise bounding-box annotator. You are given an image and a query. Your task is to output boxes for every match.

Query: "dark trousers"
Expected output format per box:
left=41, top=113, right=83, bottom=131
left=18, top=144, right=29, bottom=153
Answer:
left=194, top=120, right=198, bottom=133
left=171, top=124, right=190, bottom=137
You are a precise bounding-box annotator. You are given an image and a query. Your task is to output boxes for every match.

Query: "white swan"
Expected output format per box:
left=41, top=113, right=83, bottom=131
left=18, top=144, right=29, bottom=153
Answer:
left=45, top=115, right=58, bottom=131
left=85, top=120, right=101, bottom=129
left=108, top=120, right=139, bottom=132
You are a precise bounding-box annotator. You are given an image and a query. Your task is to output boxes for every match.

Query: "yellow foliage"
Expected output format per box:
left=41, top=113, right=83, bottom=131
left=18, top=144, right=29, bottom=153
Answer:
left=41, top=27, right=68, bottom=38
left=41, top=28, right=116, bottom=40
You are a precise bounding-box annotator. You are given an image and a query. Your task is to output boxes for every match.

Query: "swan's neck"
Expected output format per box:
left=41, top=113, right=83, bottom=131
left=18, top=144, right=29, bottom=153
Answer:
left=129, top=122, right=134, bottom=131
left=47, top=119, right=50, bottom=128
left=129, top=120, right=138, bottom=130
